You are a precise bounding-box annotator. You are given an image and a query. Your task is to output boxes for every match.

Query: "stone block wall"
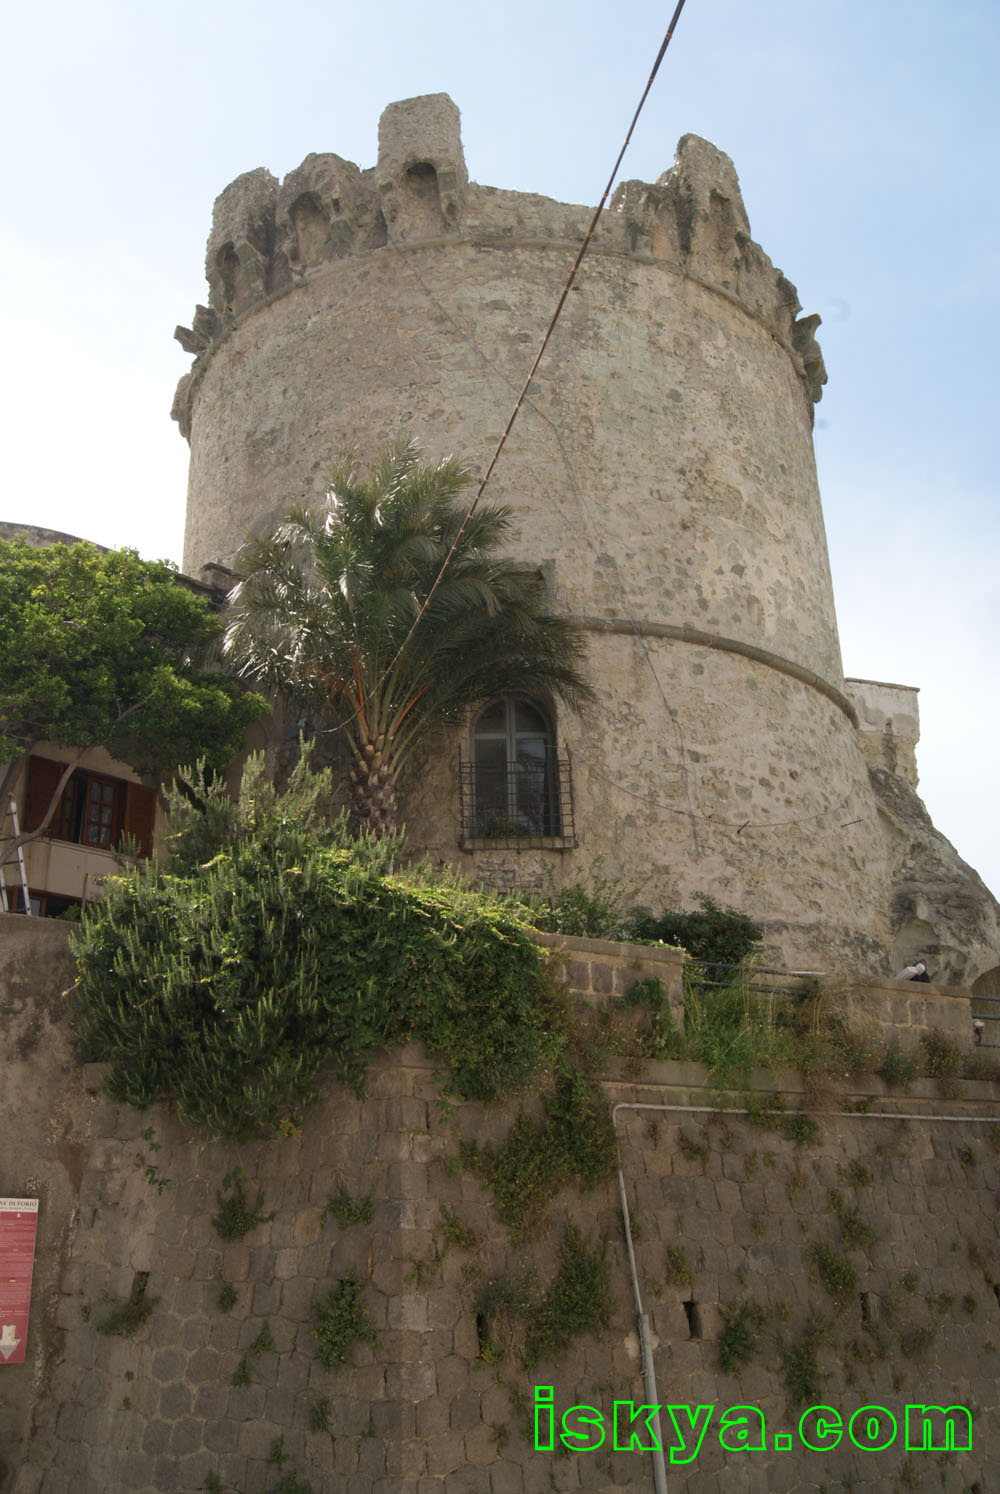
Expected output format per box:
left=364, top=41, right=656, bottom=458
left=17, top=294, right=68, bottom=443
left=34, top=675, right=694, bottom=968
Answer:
left=4, top=918, right=1000, bottom=1493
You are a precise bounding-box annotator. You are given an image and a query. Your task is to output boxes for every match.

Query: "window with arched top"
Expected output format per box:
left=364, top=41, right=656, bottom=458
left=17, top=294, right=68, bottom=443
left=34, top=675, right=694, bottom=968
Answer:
left=459, top=696, right=576, bottom=847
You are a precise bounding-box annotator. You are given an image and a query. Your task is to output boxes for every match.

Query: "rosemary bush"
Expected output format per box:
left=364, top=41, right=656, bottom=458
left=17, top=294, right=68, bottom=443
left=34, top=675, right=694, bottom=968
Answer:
left=71, top=751, right=567, bottom=1138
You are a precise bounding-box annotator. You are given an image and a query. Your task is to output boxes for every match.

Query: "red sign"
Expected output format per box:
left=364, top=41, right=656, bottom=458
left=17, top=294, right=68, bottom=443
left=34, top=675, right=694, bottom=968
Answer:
left=0, top=1199, right=39, bottom=1364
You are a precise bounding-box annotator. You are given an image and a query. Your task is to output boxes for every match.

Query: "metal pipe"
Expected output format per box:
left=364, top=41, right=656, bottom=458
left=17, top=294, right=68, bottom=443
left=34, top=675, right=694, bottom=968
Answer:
left=609, top=1092, right=996, bottom=1489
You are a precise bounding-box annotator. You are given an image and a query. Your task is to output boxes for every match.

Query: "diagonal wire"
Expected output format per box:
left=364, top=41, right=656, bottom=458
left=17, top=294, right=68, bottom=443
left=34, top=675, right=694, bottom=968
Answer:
left=379, top=1, right=690, bottom=693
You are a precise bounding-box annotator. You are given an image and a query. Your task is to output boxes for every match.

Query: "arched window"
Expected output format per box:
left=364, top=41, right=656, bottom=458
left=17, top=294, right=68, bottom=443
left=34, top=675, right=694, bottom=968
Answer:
left=469, top=695, right=560, bottom=838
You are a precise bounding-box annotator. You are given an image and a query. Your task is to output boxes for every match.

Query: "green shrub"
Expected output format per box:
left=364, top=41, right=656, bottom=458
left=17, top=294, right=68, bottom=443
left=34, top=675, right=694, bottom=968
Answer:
left=920, top=1029, right=962, bottom=1079
left=212, top=1170, right=274, bottom=1241
left=464, top=1067, right=616, bottom=1240
left=528, top=877, right=628, bottom=940
left=811, top=1242, right=859, bottom=1306
left=311, top=1275, right=376, bottom=1369
left=216, top=1283, right=238, bottom=1313
left=782, top=1337, right=823, bottom=1408
left=718, top=1301, right=767, bottom=1374
left=622, top=894, right=762, bottom=964
left=477, top=1224, right=611, bottom=1369
left=95, top=1275, right=159, bottom=1337
left=71, top=751, right=567, bottom=1138
left=321, top=1184, right=376, bottom=1229
left=664, top=1245, right=694, bottom=1288
left=877, top=1041, right=922, bottom=1090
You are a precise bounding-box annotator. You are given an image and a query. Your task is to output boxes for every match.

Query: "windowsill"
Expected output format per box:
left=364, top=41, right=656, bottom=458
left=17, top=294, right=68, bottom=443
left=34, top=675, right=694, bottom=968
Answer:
left=459, top=835, right=576, bottom=853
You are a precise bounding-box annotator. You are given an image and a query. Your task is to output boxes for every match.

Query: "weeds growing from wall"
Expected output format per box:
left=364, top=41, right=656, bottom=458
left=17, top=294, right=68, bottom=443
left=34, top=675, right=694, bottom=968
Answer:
left=216, top=1283, right=238, bottom=1313
left=810, top=1242, right=859, bottom=1308
left=94, top=1274, right=159, bottom=1337
left=311, top=1275, right=376, bottom=1369
left=212, top=1169, right=274, bottom=1241
left=320, top=1183, right=376, bottom=1228
left=477, top=1223, right=611, bottom=1369
left=664, top=1244, right=695, bottom=1288
left=717, top=1301, right=768, bottom=1374
left=461, top=1067, right=616, bottom=1241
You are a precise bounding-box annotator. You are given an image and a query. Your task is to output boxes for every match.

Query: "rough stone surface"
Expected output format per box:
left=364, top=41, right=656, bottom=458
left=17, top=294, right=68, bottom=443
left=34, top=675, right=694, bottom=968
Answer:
left=171, top=93, right=925, bottom=975
left=870, top=764, right=1000, bottom=988
left=6, top=930, right=1000, bottom=1492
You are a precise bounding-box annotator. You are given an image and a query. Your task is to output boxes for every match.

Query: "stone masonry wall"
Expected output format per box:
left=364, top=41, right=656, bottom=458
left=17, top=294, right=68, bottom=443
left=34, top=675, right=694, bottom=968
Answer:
left=4, top=919, right=998, bottom=1493
left=172, top=94, right=899, bottom=975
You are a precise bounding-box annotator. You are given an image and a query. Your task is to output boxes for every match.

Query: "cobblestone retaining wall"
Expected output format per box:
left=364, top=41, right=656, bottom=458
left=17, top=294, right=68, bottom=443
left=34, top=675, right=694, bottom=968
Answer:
left=4, top=920, right=998, bottom=1493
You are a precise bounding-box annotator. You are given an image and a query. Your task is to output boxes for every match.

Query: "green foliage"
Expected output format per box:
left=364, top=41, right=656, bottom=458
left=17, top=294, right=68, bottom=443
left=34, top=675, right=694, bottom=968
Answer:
left=204, top=1475, right=226, bottom=1494
left=0, top=536, right=264, bottom=815
left=681, top=971, right=799, bottom=1083
left=267, top=1436, right=291, bottom=1468
left=957, top=1145, right=978, bottom=1170
left=526, top=1225, right=611, bottom=1367
left=269, top=1475, right=312, bottom=1494
left=309, top=1397, right=331, bottom=1433
left=918, top=1027, right=963, bottom=1098
left=717, top=1301, right=768, bottom=1374
left=250, top=1323, right=277, bottom=1357
left=966, top=1049, right=1000, bottom=1082
left=212, top=1171, right=274, bottom=1241
left=231, top=1320, right=278, bottom=1386
left=877, top=1041, right=923, bottom=1090
left=223, top=438, right=593, bottom=834
left=439, top=1206, right=480, bottom=1255
left=322, top=1183, right=376, bottom=1229
left=527, top=878, right=628, bottom=940
left=827, top=1190, right=877, bottom=1252
left=311, top=1275, right=376, bottom=1369
left=621, top=976, right=685, bottom=1060
left=897, top=1322, right=937, bottom=1356
left=623, top=894, right=763, bottom=964
left=71, top=750, right=567, bottom=1138
left=664, top=1245, right=694, bottom=1288
left=216, top=1283, right=238, bottom=1313
left=95, top=1276, right=159, bottom=1337
left=920, top=1028, right=962, bottom=1078
left=783, top=1113, right=820, bottom=1147
left=477, top=1224, right=611, bottom=1368
left=677, top=1129, right=709, bottom=1162
left=810, top=1242, right=859, bottom=1306
left=782, top=1328, right=825, bottom=1409
left=463, top=1068, right=616, bottom=1240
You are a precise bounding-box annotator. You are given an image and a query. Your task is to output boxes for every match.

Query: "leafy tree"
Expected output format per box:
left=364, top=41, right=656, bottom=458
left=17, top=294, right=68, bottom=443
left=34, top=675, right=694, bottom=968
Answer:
left=222, top=439, right=593, bottom=834
left=0, top=537, right=266, bottom=858
left=71, top=751, right=567, bottom=1138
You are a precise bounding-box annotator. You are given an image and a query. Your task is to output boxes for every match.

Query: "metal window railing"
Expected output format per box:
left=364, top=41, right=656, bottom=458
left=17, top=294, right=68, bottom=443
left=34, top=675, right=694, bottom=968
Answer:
left=458, top=754, right=576, bottom=848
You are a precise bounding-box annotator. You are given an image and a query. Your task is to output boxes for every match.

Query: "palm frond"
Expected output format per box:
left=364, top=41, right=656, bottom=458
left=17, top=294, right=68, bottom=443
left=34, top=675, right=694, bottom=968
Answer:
left=223, top=441, right=593, bottom=829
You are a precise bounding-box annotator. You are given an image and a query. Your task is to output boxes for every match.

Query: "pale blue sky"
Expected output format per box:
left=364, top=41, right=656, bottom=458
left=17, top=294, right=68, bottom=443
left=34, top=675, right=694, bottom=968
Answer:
left=2, top=0, right=997, bottom=898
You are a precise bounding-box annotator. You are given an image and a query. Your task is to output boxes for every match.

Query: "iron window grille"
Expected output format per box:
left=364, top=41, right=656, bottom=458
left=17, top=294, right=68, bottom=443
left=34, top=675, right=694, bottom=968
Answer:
left=458, top=750, right=576, bottom=850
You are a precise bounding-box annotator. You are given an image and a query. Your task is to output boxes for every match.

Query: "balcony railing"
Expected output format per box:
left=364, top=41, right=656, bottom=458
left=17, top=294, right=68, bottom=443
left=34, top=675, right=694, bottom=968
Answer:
left=458, top=755, right=576, bottom=849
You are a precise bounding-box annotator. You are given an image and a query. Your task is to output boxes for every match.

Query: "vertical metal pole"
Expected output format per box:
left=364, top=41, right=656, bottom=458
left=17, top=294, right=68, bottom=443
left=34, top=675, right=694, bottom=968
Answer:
left=615, top=1123, right=668, bottom=1493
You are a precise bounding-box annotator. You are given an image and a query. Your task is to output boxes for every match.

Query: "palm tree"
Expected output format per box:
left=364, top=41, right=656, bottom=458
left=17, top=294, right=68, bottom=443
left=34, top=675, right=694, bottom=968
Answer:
left=223, top=440, right=593, bottom=834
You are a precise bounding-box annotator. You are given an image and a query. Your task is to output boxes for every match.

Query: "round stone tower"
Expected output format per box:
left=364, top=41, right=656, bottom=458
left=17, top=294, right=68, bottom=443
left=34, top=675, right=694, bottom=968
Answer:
left=174, top=93, right=892, bottom=971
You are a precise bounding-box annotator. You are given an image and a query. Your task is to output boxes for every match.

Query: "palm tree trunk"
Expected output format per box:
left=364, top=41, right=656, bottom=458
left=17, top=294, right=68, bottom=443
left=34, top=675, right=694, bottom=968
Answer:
left=349, top=747, right=398, bottom=836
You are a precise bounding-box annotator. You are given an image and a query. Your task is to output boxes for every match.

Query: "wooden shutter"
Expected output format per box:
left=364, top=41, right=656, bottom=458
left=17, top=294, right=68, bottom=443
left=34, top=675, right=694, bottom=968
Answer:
left=23, top=756, right=65, bottom=833
left=121, top=783, right=156, bottom=859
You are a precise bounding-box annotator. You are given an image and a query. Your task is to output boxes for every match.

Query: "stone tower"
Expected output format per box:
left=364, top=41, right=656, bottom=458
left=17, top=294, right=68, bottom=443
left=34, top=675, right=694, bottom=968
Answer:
left=173, top=93, right=946, bottom=975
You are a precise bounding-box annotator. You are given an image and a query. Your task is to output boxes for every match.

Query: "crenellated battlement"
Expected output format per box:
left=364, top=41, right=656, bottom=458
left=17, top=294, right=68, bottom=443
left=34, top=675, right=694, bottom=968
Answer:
left=172, top=93, right=826, bottom=434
